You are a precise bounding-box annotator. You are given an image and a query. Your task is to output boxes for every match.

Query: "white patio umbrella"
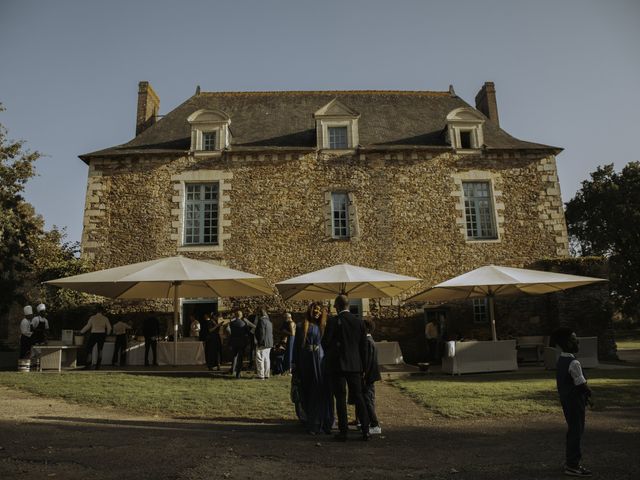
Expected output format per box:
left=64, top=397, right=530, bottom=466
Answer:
left=46, top=256, right=274, bottom=364
left=407, top=265, right=606, bottom=341
left=275, top=263, right=421, bottom=301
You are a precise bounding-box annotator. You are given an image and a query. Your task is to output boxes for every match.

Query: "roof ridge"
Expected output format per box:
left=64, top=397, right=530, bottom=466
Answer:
left=198, top=90, right=451, bottom=97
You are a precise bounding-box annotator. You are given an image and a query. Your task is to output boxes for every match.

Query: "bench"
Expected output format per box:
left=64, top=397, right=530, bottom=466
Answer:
left=442, top=339, right=518, bottom=375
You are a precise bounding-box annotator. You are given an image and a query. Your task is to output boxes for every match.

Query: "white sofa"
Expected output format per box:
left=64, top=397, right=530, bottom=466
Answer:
left=544, top=336, right=599, bottom=369
left=442, top=339, right=518, bottom=375
left=516, top=335, right=548, bottom=364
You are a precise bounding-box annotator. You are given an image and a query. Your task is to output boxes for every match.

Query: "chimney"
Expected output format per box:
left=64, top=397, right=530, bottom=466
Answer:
left=475, top=81, right=499, bottom=127
left=136, top=81, right=160, bottom=136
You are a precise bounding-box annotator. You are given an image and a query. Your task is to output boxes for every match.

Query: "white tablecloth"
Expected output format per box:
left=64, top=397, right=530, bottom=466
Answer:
left=93, top=341, right=205, bottom=366
left=375, top=341, right=404, bottom=365
left=32, top=345, right=79, bottom=371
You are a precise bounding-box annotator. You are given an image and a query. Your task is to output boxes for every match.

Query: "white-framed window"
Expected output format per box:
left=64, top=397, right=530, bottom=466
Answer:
left=446, top=107, right=485, bottom=151
left=314, top=99, right=360, bottom=150
left=184, top=183, right=219, bottom=245
left=472, top=298, right=489, bottom=323
left=202, top=131, right=217, bottom=151
left=463, top=181, right=497, bottom=240
left=187, top=109, right=231, bottom=153
left=328, top=126, right=349, bottom=149
left=331, top=192, right=350, bottom=239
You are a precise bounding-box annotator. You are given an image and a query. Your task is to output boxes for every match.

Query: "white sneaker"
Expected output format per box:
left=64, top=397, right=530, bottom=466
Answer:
left=369, top=426, right=382, bottom=435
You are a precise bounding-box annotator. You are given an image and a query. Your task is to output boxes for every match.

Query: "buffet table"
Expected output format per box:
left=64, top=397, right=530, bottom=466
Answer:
left=32, top=345, right=79, bottom=371
left=93, top=340, right=205, bottom=366
left=375, top=341, right=404, bottom=365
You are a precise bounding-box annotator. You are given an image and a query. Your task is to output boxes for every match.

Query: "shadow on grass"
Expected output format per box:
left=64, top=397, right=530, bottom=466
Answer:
left=31, top=415, right=302, bottom=432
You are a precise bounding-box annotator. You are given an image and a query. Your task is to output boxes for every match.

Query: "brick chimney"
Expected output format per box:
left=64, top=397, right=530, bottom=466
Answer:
left=136, top=81, right=160, bottom=136
left=475, top=81, right=499, bottom=127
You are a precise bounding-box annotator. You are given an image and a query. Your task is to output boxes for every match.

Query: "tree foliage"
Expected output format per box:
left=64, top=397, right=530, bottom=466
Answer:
left=0, top=104, right=42, bottom=315
left=565, top=162, right=640, bottom=317
left=1, top=105, right=89, bottom=319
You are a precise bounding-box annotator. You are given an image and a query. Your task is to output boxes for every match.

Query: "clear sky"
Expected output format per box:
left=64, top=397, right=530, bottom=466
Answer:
left=1, top=0, right=639, bottom=244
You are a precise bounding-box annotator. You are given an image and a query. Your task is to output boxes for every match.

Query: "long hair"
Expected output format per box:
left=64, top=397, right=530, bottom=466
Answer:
left=303, top=302, right=327, bottom=343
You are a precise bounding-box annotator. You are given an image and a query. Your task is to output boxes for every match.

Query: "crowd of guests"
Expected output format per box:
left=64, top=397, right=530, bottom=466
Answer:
left=18, top=297, right=382, bottom=441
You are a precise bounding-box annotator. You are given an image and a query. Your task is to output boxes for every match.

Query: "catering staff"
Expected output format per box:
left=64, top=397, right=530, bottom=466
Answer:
left=111, top=320, right=132, bottom=366
left=19, top=305, right=34, bottom=359
left=81, top=306, right=112, bottom=370
left=31, top=303, right=50, bottom=345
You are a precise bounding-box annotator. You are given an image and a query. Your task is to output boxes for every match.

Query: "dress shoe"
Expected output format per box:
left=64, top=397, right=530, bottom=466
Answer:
left=362, top=432, right=371, bottom=441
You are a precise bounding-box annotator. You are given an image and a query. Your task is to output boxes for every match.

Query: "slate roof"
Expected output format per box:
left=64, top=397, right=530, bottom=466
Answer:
left=81, top=90, right=561, bottom=160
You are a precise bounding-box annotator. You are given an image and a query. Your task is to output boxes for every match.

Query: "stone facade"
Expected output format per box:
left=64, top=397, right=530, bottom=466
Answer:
left=81, top=148, right=569, bottom=315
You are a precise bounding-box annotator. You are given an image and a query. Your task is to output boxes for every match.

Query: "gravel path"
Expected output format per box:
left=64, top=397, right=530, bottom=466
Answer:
left=0, top=381, right=638, bottom=479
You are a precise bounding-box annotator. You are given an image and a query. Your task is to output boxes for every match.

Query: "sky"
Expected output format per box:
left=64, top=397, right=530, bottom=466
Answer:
left=1, top=0, right=639, bottom=245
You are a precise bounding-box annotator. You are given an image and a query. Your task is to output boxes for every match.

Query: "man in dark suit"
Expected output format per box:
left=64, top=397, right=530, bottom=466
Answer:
left=143, top=316, right=160, bottom=366
left=322, top=294, right=370, bottom=441
left=226, top=310, right=250, bottom=378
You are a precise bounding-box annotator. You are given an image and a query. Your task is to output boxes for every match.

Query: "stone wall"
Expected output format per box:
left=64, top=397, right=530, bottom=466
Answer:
left=78, top=148, right=573, bottom=359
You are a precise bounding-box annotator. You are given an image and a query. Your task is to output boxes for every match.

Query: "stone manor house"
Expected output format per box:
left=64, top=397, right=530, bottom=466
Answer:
left=73, top=81, right=607, bottom=356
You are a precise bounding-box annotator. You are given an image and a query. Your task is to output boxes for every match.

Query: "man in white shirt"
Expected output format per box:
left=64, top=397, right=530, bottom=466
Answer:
left=424, top=319, right=438, bottom=362
left=19, top=305, right=34, bottom=359
left=80, top=306, right=112, bottom=370
left=31, top=303, right=50, bottom=345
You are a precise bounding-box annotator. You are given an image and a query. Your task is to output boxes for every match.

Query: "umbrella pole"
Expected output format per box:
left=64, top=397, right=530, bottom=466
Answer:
left=489, top=295, right=497, bottom=342
left=173, top=281, right=180, bottom=366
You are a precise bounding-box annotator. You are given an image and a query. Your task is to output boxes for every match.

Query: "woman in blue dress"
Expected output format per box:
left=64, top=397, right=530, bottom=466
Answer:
left=292, top=302, right=334, bottom=434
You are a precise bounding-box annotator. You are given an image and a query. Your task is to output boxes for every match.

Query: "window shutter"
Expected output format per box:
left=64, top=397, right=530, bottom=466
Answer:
left=347, top=192, right=359, bottom=239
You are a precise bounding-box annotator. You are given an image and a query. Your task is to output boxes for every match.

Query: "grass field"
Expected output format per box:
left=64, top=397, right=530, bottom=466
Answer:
left=616, top=339, right=640, bottom=350
left=1, top=368, right=639, bottom=421
left=391, top=368, right=640, bottom=418
left=0, top=372, right=296, bottom=421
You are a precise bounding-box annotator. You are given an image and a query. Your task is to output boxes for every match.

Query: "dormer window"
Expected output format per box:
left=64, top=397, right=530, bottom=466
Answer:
left=187, top=109, right=231, bottom=154
left=314, top=99, right=360, bottom=151
left=446, top=107, right=485, bottom=152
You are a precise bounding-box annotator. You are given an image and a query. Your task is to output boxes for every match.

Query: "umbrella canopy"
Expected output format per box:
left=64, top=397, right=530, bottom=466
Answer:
left=407, top=265, right=606, bottom=341
left=275, top=263, right=421, bottom=301
left=46, top=256, right=273, bottom=364
left=45, top=256, right=273, bottom=298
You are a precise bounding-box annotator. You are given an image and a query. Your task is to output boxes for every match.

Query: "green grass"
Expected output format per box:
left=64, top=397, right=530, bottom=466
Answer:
left=2, top=368, right=639, bottom=421
left=617, top=339, right=640, bottom=350
left=391, top=368, right=640, bottom=419
left=0, top=372, right=296, bottom=421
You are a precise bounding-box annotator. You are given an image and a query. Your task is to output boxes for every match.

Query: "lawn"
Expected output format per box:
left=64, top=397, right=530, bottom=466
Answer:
left=614, top=330, right=640, bottom=350
left=0, top=372, right=296, bottom=421
left=617, top=339, right=640, bottom=350
left=1, top=368, right=639, bottom=421
left=391, top=368, right=640, bottom=419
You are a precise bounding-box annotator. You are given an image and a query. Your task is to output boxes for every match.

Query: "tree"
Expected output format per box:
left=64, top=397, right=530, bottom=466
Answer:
left=0, top=104, right=42, bottom=316
left=565, top=162, right=640, bottom=317
left=0, top=105, right=89, bottom=322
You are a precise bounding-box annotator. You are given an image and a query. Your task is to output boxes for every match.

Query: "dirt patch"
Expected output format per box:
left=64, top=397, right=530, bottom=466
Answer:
left=0, top=382, right=638, bottom=479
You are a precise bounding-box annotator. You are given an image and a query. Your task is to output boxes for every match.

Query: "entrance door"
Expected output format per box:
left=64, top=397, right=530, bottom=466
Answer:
left=182, top=300, right=218, bottom=338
